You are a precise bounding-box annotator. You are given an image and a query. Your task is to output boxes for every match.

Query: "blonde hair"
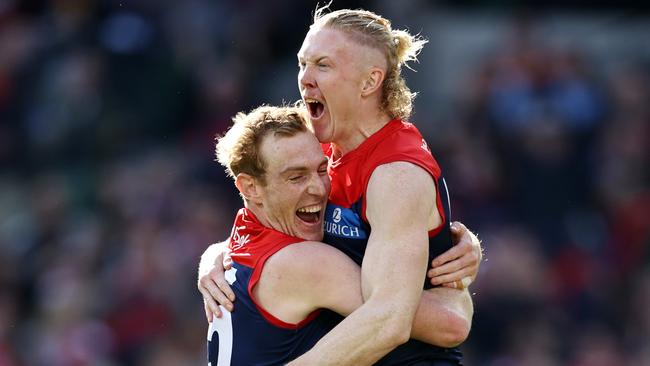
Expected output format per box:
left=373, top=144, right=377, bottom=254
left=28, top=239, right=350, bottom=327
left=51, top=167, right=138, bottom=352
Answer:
left=312, top=6, right=427, bottom=120
left=216, top=105, right=308, bottom=184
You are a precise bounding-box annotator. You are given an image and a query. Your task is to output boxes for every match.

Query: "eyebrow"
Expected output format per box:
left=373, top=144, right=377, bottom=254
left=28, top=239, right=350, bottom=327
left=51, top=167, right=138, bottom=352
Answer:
left=280, top=158, right=328, bottom=175
left=280, top=166, right=309, bottom=175
left=297, top=55, right=330, bottom=64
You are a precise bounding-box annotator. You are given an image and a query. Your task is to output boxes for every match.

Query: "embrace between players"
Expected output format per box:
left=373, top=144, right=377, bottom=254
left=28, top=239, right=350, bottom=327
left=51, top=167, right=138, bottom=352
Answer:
left=197, top=6, right=483, bottom=366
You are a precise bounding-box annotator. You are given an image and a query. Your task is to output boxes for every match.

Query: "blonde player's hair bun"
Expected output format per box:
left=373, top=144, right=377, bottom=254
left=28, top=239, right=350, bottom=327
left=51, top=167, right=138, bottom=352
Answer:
left=392, top=29, right=427, bottom=69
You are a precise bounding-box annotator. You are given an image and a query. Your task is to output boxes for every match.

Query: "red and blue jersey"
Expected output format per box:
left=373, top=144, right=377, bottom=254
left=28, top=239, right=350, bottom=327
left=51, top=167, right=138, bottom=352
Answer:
left=207, top=208, right=341, bottom=366
left=322, top=119, right=462, bottom=365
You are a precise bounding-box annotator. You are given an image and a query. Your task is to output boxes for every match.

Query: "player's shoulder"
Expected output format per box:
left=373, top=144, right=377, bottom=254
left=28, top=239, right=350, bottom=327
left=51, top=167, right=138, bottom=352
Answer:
left=267, top=241, right=339, bottom=267
left=387, top=119, right=426, bottom=144
left=368, top=121, right=433, bottom=159
left=366, top=161, right=437, bottom=212
left=370, top=160, right=435, bottom=183
left=264, top=241, right=348, bottom=282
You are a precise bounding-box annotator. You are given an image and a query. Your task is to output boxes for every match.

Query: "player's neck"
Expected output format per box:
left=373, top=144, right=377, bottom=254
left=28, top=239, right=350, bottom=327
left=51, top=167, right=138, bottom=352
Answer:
left=332, top=110, right=392, bottom=158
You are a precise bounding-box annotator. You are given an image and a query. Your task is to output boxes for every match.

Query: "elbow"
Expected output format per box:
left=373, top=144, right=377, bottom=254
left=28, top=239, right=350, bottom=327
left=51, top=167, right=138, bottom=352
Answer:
left=439, top=313, right=471, bottom=348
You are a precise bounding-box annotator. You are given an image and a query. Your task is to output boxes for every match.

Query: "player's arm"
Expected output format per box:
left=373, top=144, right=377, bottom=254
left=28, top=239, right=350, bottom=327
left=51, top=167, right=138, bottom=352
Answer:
left=289, top=162, right=432, bottom=365
left=254, top=241, right=364, bottom=323
left=260, top=240, right=470, bottom=349
left=411, top=286, right=473, bottom=347
left=197, top=241, right=236, bottom=321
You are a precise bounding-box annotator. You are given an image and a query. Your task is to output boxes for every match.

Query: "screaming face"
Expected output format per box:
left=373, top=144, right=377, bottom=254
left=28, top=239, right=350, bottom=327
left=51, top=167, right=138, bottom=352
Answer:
left=297, top=26, right=369, bottom=144
left=254, top=131, right=331, bottom=241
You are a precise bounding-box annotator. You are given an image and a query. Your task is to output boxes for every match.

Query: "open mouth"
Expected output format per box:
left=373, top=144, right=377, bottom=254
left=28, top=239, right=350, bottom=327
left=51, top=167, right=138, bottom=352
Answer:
left=296, top=205, right=322, bottom=224
left=305, top=98, right=325, bottom=119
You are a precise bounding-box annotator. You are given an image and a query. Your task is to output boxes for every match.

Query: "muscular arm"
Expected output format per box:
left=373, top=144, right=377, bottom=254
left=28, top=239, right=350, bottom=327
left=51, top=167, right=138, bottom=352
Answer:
left=289, top=162, right=434, bottom=365
left=255, top=241, right=364, bottom=324
left=411, top=287, right=473, bottom=347
left=259, top=241, right=472, bottom=350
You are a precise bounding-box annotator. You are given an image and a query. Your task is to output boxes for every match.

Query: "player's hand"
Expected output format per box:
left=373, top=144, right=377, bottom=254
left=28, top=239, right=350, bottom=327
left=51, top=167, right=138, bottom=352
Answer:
left=198, top=249, right=235, bottom=322
left=427, top=221, right=482, bottom=289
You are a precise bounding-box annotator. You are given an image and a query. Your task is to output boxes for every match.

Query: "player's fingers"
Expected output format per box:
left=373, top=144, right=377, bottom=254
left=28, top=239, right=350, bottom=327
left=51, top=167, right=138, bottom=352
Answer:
left=450, top=221, right=468, bottom=237
left=457, top=224, right=482, bottom=264
left=203, top=279, right=234, bottom=312
left=213, top=279, right=235, bottom=310
left=449, top=222, right=483, bottom=265
left=430, top=244, right=464, bottom=269
left=223, top=253, right=233, bottom=270
left=204, top=295, right=222, bottom=319
left=213, top=251, right=225, bottom=266
left=212, top=272, right=236, bottom=302
left=204, top=261, right=236, bottom=302
left=440, top=281, right=457, bottom=289
left=198, top=273, right=212, bottom=293
left=431, top=268, right=474, bottom=287
left=428, top=258, right=474, bottom=285
left=204, top=301, right=215, bottom=322
left=199, top=286, right=222, bottom=319
left=431, top=237, right=472, bottom=268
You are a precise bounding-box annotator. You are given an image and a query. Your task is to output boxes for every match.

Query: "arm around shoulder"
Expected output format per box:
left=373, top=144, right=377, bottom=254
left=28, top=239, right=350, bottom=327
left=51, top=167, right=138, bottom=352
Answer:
left=255, top=241, right=363, bottom=325
left=198, top=241, right=230, bottom=278
left=290, top=162, right=436, bottom=365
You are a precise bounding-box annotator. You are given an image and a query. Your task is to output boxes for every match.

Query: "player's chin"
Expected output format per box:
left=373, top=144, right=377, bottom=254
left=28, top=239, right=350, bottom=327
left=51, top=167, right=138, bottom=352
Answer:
left=295, top=216, right=324, bottom=241
left=309, top=116, right=332, bottom=142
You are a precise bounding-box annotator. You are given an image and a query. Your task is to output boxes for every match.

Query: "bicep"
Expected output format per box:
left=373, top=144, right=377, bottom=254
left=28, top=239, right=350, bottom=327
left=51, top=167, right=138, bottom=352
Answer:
left=268, top=242, right=364, bottom=318
left=304, top=244, right=363, bottom=316
left=362, top=163, right=437, bottom=300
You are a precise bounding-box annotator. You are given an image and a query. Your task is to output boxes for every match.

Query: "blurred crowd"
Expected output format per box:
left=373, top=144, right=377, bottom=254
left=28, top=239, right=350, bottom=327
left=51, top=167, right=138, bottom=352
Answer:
left=0, top=1, right=648, bottom=365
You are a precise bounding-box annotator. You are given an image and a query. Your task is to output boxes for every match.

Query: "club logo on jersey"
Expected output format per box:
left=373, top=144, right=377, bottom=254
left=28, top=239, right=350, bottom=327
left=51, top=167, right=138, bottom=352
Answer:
left=231, top=225, right=250, bottom=250
left=324, top=204, right=367, bottom=239
left=332, top=208, right=342, bottom=223
left=421, top=138, right=430, bottom=152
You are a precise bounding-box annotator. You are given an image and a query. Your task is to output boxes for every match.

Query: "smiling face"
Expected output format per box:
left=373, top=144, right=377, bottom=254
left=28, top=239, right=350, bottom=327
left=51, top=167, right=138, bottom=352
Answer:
left=254, top=130, right=330, bottom=241
left=297, top=26, right=370, bottom=144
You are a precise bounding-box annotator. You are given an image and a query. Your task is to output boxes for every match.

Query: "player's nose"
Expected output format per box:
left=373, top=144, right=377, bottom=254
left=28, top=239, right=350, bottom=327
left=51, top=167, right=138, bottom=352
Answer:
left=299, top=65, right=316, bottom=89
left=306, top=174, right=326, bottom=197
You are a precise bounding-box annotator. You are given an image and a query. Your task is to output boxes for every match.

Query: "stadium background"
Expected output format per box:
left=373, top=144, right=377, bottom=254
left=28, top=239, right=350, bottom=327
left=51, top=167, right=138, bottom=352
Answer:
left=0, top=0, right=648, bottom=364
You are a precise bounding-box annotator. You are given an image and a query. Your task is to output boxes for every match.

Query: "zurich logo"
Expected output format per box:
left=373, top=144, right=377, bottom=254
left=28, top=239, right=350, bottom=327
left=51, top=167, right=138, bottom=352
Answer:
left=324, top=204, right=368, bottom=239
left=333, top=208, right=342, bottom=223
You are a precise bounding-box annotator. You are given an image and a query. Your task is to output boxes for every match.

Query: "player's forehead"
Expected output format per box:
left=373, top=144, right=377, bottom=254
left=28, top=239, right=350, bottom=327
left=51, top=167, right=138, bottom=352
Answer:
left=261, top=132, right=326, bottom=173
left=298, top=26, right=354, bottom=60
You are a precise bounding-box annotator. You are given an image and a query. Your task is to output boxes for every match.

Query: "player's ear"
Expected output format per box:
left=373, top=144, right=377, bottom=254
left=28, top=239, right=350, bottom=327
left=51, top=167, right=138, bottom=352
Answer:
left=235, top=173, right=262, bottom=204
left=361, top=67, right=385, bottom=97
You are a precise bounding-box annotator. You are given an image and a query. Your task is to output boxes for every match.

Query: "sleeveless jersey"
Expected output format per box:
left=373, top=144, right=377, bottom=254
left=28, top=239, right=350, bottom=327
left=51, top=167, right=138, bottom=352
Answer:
left=323, top=119, right=463, bottom=365
left=207, top=208, right=342, bottom=366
